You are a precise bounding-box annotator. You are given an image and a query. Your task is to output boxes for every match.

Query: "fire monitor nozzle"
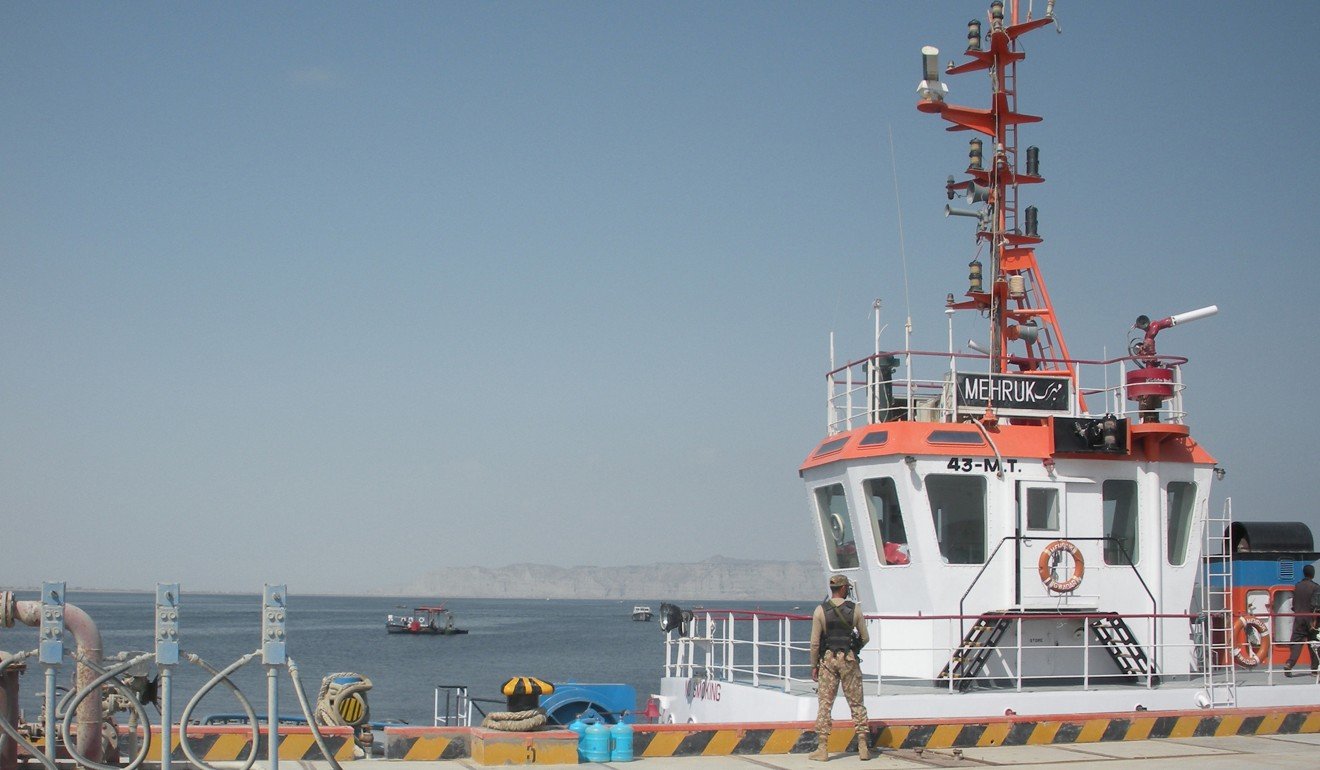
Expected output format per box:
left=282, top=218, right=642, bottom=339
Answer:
left=1169, top=305, right=1219, bottom=326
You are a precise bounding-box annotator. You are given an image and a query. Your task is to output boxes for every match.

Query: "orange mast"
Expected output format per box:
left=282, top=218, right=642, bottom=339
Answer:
left=917, top=1, right=1071, bottom=389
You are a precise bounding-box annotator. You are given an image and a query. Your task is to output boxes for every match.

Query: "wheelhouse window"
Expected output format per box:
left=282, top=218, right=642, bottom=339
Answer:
left=864, top=478, right=910, bottom=565
left=1103, top=480, right=1139, bottom=565
left=1167, top=481, right=1197, bottom=565
left=926, top=475, right=986, bottom=564
left=815, top=484, right=858, bottom=569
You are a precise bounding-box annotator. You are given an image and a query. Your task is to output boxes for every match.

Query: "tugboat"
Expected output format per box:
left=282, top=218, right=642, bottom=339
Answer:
left=656, top=0, right=1319, bottom=725
left=386, top=605, right=468, bottom=636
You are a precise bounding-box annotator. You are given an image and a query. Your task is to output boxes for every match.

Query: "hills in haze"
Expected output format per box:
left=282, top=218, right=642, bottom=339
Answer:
left=391, top=557, right=823, bottom=601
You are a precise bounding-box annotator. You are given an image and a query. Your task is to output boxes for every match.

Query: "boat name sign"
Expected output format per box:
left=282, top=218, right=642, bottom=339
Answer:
left=955, top=372, right=1071, bottom=416
left=686, top=677, right=721, bottom=702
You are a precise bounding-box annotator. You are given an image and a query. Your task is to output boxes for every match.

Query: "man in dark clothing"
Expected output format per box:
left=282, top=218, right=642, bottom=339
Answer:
left=1284, top=564, right=1319, bottom=676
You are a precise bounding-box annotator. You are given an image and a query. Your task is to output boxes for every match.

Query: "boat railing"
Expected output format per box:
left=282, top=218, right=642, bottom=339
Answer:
left=826, top=350, right=1190, bottom=434
left=957, top=536, right=1156, bottom=639
left=433, top=684, right=472, bottom=727
left=663, top=608, right=1314, bottom=695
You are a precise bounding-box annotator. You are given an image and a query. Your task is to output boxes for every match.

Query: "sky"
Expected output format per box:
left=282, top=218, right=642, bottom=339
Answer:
left=2, top=2, right=1317, bottom=595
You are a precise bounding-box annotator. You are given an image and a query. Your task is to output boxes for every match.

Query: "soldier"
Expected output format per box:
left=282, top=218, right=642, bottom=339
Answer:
left=808, top=574, right=870, bottom=761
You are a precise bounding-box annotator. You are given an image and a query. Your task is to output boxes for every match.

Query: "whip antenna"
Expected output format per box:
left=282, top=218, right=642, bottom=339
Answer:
left=887, top=124, right=913, bottom=334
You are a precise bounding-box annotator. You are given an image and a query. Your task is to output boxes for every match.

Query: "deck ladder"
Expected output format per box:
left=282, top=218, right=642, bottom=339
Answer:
left=1089, top=613, right=1151, bottom=678
left=1202, top=498, right=1236, bottom=707
left=939, top=612, right=1013, bottom=690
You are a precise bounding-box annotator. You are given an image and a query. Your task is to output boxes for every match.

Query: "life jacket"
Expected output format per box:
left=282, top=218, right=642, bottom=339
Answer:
left=821, top=599, right=857, bottom=653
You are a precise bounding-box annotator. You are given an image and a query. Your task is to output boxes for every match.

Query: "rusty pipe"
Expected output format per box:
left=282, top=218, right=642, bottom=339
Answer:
left=14, top=599, right=103, bottom=762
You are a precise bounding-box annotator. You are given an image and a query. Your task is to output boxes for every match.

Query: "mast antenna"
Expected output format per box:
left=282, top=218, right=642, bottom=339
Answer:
left=887, top=124, right=914, bottom=351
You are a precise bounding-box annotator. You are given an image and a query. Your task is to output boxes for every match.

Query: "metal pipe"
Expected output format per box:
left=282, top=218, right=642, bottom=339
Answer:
left=0, top=652, right=57, bottom=770
left=159, top=669, right=172, bottom=770
left=267, top=666, right=279, bottom=770
left=15, top=600, right=102, bottom=762
left=1, top=653, right=24, bottom=770
left=42, top=668, right=56, bottom=763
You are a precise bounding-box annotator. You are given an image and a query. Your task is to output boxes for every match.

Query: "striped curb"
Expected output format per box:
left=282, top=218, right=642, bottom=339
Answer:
left=630, top=706, right=1320, bottom=756
left=111, top=725, right=357, bottom=761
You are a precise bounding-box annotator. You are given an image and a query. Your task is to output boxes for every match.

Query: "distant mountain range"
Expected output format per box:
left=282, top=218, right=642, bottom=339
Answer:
left=389, top=557, right=823, bottom=601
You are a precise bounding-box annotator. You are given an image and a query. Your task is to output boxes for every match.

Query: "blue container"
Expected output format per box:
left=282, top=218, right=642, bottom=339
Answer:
left=568, top=716, right=588, bottom=761
left=583, top=720, right=610, bottom=762
left=610, top=718, right=634, bottom=762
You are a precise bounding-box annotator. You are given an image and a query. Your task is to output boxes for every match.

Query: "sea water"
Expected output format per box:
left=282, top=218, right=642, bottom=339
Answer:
left=2, top=591, right=801, bottom=726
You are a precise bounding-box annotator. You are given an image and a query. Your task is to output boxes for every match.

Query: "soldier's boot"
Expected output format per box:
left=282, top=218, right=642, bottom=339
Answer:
left=809, top=734, right=829, bottom=762
left=856, top=737, right=871, bottom=761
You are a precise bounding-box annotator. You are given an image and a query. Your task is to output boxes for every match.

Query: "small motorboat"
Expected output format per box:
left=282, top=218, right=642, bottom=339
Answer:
left=387, top=605, right=468, bottom=635
left=631, top=606, right=653, bottom=621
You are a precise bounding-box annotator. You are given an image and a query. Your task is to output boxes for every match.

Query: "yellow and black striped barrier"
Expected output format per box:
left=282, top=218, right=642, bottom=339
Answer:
left=384, top=727, right=470, bottom=761
left=383, top=726, right=576, bottom=764
left=631, top=706, right=1320, bottom=757
left=111, top=725, right=357, bottom=762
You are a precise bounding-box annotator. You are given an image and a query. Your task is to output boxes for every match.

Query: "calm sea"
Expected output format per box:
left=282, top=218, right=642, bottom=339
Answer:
left=3, top=591, right=802, bottom=726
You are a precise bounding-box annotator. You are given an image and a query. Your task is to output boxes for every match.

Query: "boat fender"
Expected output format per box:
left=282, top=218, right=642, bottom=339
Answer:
left=1038, top=540, right=1084, bottom=593
left=313, top=673, right=373, bottom=727
left=1232, top=614, right=1271, bottom=667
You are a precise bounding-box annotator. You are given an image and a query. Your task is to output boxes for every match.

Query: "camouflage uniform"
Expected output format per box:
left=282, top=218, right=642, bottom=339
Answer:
left=810, top=588, right=869, bottom=751
left=814, top=648, right=868, bottom=739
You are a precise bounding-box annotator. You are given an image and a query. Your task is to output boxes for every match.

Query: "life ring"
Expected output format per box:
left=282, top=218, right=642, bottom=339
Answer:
left=1037, top=540, right=1084, bottom=593
left=1232, top=614, right=1271, bottom=667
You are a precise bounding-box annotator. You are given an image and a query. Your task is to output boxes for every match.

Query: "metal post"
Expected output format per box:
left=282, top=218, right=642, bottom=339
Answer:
left=751, top=615, right=760, bottom=688
left=261, top=585, right=287, bottom=770
left=38, top=582, right=65, bottom=763
left=155, top=584, right=180, bottom=770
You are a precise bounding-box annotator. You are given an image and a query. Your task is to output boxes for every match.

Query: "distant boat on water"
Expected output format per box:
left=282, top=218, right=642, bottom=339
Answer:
left=386, top=605, right=468, bottom=635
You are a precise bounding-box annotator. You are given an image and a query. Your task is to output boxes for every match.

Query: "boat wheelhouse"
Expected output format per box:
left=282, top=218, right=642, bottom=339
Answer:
left=656, top=0, right=1318, bottom=725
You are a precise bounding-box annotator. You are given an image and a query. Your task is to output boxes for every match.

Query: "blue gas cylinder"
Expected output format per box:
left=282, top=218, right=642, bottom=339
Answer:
left=583, top=720, right=610, bottom=762
left=610, top=718, right=634, bottom=762
left=568, top=716, right=588, bottom=761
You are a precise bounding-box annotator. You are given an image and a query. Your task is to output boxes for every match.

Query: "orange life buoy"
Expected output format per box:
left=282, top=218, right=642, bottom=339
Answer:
left=1232, top=614, right=1271, bottom=667
left=1037, top=540, right=1085, bottom=593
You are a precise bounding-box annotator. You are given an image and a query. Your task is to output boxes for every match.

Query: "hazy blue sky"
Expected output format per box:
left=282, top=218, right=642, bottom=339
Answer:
left=3, top=2, right=1316, bottom=594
